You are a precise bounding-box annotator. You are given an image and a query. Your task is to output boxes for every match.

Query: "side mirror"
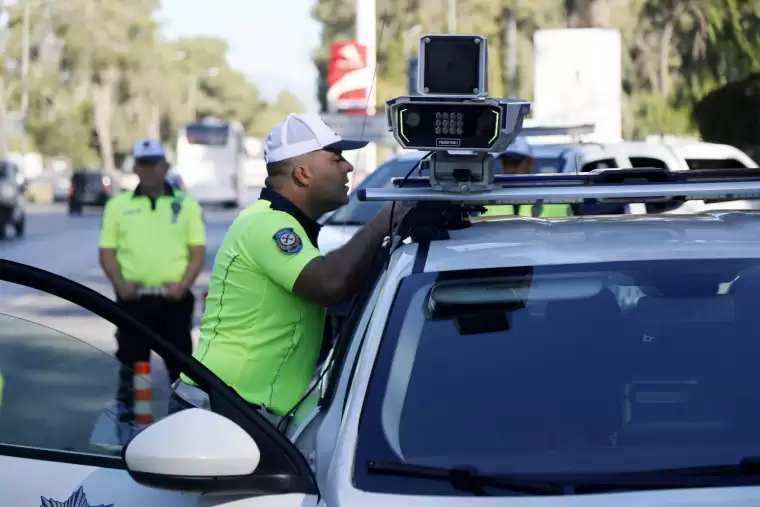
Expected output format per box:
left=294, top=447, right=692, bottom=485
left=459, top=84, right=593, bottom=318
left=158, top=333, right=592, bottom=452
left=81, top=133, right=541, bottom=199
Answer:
left=124, top=408, right=261, bottom=492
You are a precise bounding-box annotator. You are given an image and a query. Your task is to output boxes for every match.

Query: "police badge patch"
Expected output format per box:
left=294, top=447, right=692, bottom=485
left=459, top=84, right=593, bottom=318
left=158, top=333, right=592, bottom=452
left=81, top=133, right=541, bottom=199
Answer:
left=273, top=227, right=303, bottom=254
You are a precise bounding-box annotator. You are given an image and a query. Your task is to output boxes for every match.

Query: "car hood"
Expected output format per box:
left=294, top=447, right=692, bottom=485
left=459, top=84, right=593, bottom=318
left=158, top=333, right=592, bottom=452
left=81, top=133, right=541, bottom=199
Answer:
left=318, top=224, right=361, bottom=254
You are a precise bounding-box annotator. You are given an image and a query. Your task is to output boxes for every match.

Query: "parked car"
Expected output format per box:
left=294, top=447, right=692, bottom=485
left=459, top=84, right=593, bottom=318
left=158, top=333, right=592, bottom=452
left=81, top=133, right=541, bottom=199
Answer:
left=68, top=171, right=112, bottom=214
left=0, top=160, right=25, bottom=239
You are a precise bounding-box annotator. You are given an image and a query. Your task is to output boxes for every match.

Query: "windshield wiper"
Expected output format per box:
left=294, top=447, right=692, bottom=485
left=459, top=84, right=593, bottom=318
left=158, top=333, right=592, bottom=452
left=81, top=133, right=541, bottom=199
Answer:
left=368, top=458, right=760, bottom=496
left=567, top=457, right=760, bottom=494
left=366, top=460, right=564, bottom=496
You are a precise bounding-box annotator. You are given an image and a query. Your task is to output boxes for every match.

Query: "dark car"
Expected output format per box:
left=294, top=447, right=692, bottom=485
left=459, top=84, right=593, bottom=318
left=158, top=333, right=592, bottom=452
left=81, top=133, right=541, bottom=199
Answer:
left=0, top=160, right=25, bottom=239
left=68, top=171, right=112, bottom=214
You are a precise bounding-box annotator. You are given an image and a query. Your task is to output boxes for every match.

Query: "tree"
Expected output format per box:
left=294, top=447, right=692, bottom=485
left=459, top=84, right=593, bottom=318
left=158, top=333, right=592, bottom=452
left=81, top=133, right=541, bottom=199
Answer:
left=0, top=0, right=299, bottom=168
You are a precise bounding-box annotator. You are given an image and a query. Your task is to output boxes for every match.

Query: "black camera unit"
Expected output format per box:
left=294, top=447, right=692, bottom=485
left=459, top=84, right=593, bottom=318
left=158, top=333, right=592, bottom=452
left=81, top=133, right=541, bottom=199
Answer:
left=385, top=34, right=531, bottom=193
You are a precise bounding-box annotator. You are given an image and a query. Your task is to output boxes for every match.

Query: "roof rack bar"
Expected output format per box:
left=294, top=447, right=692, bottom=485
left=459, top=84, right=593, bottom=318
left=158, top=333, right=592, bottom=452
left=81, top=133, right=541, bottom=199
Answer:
left=392, top=168, right=760, bottom=190
left=391, top=168, right=760, bottom=189
left=358, top=179, right=760, bottom=204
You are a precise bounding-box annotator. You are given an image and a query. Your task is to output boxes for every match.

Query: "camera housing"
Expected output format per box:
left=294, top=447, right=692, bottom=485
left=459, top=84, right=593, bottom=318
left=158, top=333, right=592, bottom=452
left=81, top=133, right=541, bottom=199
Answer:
left=386, top=97, right=531, bottom=152
left=384, top=34, right=532, bottom=193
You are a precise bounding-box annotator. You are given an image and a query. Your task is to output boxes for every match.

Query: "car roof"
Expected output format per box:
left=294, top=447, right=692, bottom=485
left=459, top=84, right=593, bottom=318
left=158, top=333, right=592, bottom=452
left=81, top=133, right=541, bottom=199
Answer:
left=664, top=141, right=756, bottom=161
left=388, top=212, right=760, bottom=273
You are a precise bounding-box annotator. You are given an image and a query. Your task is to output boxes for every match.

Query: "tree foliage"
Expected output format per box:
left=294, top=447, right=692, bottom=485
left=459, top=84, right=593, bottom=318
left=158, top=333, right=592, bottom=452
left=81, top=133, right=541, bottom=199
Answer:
left=312, top=0, right=760, bottom=143
left=0, top=0, right=305, bottom=168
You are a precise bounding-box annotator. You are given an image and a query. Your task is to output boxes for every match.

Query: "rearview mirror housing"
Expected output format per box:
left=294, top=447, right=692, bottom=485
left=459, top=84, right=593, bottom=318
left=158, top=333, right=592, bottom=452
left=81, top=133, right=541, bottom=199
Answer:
left=124, top=408, right=261, bottom=492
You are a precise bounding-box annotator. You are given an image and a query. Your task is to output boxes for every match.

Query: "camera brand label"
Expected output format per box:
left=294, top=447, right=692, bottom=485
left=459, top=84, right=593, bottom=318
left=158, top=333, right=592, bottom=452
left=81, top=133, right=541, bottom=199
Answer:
left=436, top=138, right=461, bottom=147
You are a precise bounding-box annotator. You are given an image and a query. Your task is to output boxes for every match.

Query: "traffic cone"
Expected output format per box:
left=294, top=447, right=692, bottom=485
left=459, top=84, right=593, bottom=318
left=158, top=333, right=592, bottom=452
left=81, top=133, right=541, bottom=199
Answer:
left=133, top=361, right=152, bottom=429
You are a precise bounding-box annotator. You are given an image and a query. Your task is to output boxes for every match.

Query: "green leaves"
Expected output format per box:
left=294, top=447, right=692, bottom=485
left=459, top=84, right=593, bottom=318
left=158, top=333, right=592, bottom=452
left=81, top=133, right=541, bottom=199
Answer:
left=0, top=0, right=304, bottom=167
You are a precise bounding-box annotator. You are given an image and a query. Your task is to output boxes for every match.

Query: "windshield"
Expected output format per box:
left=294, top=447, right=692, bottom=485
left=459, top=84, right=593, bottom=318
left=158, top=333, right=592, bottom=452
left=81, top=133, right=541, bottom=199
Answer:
left=325, top=157, right=425, bottom=225
left=355, top=259, right=760, bottom=495
left=184, top=124, right=229, bottom=146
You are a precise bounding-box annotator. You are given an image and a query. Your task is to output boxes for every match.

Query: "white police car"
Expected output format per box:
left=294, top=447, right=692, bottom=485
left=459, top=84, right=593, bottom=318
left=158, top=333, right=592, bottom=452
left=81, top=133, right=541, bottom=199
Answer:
left=4, top=166, right=760, bottom=506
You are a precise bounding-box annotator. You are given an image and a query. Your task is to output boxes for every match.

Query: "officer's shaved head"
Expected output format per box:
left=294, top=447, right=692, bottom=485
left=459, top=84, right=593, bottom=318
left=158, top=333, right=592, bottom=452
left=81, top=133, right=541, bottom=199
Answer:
left=265, top=153, right=311, bottom=189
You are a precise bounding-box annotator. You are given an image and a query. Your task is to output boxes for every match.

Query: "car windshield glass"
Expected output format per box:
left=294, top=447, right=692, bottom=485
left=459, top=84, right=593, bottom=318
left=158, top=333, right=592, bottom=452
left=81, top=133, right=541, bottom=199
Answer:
left=355, top=259, right=760, bottom=494
left=184, top=124, right=229, bottom=146
left=325, top=157, right=425, bottom=225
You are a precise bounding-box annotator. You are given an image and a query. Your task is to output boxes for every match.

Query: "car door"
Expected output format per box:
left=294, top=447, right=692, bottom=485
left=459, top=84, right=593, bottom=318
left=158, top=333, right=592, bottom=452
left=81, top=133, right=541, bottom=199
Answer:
left=0, top=259, right=318, bottom=506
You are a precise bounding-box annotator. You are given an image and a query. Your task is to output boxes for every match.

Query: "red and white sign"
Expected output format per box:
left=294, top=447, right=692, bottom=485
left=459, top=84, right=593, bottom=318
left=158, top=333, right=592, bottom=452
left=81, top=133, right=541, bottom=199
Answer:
left=327, top=41, right=372, bottom=114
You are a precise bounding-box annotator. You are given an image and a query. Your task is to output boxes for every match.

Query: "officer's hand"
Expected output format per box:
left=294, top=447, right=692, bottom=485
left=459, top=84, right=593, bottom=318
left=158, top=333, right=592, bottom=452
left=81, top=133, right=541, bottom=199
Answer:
left=117, top=281, right=143, bottom=300
left=163, top=281, right=188, bottom=300
left=376, top=202, right=412, bottom=230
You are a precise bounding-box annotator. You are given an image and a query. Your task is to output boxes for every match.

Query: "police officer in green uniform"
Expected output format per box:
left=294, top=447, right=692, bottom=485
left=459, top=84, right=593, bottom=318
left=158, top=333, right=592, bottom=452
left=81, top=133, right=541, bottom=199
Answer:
left=170, top=113, right=407, bottom=425
left=99, top=138, right=206, bottom=430
left=482, top=136, right=573, bottom=218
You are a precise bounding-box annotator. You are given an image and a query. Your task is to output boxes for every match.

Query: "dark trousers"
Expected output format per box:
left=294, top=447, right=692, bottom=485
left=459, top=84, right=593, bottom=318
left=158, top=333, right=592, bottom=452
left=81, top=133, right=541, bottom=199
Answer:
left=115, top=292, right=195, bottom=420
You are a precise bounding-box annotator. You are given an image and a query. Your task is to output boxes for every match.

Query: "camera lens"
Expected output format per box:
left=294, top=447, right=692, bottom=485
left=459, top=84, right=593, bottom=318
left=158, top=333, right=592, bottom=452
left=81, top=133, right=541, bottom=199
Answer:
left=406, top=112, right=421, bottom=127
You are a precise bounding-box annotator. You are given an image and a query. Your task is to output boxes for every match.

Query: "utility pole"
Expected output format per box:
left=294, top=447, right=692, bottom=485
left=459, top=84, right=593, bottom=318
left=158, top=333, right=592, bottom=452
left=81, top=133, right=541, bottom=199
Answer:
left=505, top=7, right=517, bottom=96
left=447, top=0, right=456, bottom=34
left=20, top=0, right=29, bottom=172
left=355, top=0, right=376, bottom=179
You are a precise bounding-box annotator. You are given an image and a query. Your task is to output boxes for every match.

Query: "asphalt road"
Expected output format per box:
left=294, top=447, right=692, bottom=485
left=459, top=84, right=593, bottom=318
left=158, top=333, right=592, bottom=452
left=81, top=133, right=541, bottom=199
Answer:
left=0, top=190, right=260, bottom=452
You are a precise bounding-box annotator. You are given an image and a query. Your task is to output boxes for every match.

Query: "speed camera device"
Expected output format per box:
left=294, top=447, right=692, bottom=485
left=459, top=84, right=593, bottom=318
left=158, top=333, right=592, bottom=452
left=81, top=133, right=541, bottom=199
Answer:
left=384, top=34, right=531, bottom=193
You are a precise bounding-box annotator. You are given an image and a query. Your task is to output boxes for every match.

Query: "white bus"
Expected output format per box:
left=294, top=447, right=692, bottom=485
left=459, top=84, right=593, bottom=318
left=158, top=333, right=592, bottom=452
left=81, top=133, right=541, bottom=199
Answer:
left=175, top=119, right=247, bottom=208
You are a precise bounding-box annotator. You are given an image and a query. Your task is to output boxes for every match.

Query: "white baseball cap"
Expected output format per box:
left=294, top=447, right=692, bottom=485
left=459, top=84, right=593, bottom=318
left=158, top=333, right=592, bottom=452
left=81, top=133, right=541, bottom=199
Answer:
left=264, top=113, right=369, bottom=164
left=497, top=136, right=533, bottom=159
left=133, top=138, right=165, bottom=159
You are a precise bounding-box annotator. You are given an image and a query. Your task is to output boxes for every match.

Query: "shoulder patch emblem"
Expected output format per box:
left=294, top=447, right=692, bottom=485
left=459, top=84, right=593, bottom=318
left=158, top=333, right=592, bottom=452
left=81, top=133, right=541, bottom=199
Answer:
left=273, top=227, right=303, bottom=255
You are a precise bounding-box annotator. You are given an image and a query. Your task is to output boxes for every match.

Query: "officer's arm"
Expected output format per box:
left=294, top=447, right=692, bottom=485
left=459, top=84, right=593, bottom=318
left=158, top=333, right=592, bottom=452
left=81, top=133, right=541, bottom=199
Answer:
left=293, top=209, right=389, bottom=306
left=180, top=200, right=206, bottom=289
left=98, top=199, right=126, bottom=289
left=249, top=211, right=387, bottom=307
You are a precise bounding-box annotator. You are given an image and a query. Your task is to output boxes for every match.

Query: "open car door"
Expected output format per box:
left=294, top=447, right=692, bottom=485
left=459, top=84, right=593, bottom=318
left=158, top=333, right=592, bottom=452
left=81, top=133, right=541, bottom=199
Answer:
left=0, top=259, right=318, bottom=506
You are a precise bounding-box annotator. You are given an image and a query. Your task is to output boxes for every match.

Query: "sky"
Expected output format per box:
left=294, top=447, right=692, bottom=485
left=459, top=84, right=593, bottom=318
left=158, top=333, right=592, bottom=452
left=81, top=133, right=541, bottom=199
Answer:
left=158, top=0, right=321, bottom=112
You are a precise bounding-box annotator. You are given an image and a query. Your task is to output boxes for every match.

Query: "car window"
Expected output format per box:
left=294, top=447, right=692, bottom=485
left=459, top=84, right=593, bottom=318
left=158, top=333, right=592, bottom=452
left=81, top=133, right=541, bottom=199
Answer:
left=0, top=161, right=9, bottom=180
left=685, top=158, right=748, bottom=170
left=325, top=158, right=424, bottom=226
left=628, top=157, right=683, bottom=213
left=581, top=158, right=617, bottom=172
left=0, top=263, right=317, bottom=485
left=354, top=259, right=760, bottom=495
left=0, top=284, right=171, bottom=461
left=629, top=157, right=670, bottom=170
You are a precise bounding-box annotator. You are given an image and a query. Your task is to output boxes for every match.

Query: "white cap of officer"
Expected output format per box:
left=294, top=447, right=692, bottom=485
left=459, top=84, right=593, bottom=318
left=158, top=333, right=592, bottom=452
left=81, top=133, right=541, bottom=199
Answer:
left=132, top=138, right=166, bottom=160
left=263, top=113, right=368, bottom=163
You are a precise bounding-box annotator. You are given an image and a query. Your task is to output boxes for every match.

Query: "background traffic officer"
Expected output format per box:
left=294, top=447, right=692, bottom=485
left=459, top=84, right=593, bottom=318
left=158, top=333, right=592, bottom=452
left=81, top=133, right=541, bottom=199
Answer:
left=170, top=113, right=408, bottom=427
left=483, top=136, right=574, bottom=218
left=99, top=138, right=206, bottom=430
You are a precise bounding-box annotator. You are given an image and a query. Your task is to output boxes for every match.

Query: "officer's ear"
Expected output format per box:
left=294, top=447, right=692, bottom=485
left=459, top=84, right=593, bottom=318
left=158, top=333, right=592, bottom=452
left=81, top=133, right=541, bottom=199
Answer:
left=290, top=154, right=313, bottom=187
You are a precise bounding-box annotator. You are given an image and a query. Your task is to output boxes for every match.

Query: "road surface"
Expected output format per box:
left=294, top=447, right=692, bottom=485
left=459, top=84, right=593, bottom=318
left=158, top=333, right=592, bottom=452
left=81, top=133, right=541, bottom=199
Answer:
left=0, top=191, right=260, bottom=451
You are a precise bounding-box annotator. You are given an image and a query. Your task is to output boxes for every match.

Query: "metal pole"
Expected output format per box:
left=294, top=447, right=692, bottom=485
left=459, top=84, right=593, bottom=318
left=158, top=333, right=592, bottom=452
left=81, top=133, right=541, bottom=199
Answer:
left=187, top=74, right=197, bottom=122
left=355, top=0, right=377, bottom=180
left=20, top=0, right=29, bottom=171
left=506, top=7, right=517, bottom=96
left=447, top=0, right=456, bottom=34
